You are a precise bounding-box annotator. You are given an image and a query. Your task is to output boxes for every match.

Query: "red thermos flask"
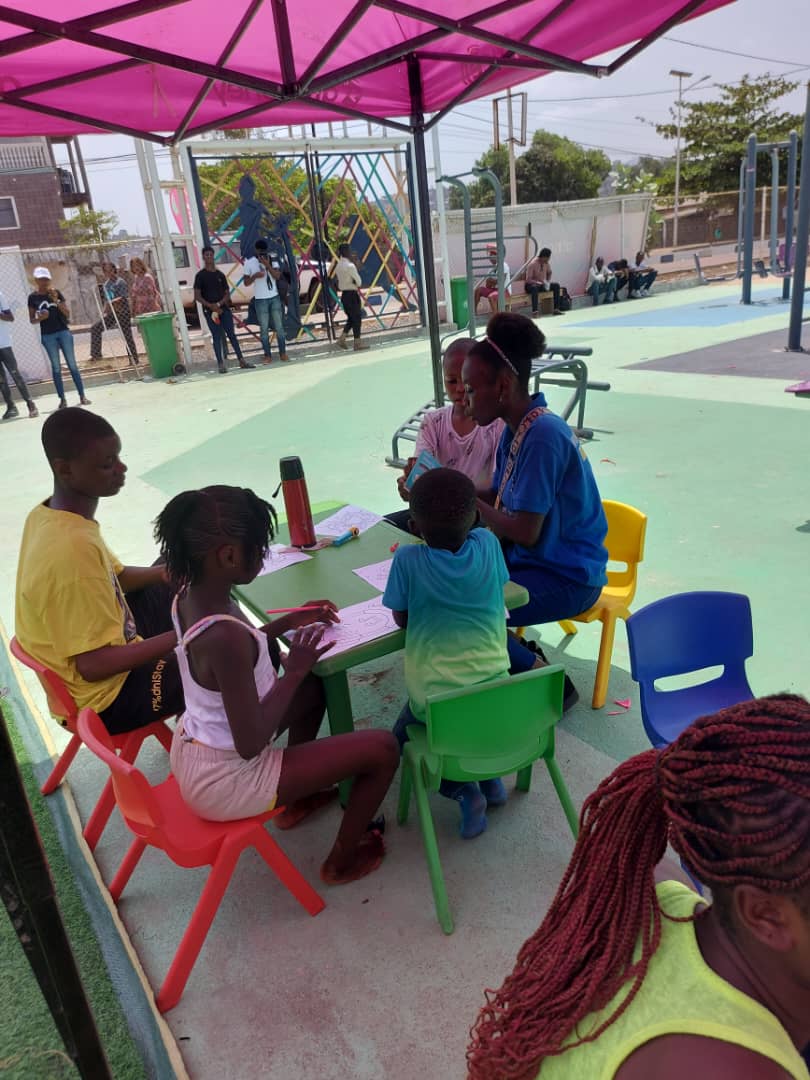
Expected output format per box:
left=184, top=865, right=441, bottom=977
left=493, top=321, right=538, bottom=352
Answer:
left=279, top=456, right=317, bottom=548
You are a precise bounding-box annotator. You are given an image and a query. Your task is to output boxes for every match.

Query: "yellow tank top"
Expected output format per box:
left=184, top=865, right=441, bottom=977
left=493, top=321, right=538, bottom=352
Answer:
left=537, top=881, right=809, bottom=1080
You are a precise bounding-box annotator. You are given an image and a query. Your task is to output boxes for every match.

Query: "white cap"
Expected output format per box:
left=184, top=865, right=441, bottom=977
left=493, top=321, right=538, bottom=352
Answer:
left=33, top=266, right=52, bottom=279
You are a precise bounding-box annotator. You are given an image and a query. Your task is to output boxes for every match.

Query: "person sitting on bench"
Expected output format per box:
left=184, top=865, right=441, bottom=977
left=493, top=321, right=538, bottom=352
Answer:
left=632, top=251, right=658, bottom=297
left=587, top=257, right=617, bottom=305
left=474, top=245, right=511, bottom=314
left=525, top=248, right=564, bottom=315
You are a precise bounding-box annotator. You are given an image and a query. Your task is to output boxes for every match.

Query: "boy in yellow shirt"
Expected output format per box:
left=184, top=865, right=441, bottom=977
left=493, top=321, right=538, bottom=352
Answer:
left=15, top=408, right=183, bottom=733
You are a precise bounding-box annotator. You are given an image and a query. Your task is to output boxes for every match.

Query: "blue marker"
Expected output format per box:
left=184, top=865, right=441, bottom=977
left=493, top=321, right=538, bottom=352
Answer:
left=331, top=526, right=360, bottom=547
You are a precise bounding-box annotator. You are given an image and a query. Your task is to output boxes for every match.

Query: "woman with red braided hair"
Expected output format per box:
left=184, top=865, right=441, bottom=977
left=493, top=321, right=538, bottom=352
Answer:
left=467, top=695, right=810, bottom=1080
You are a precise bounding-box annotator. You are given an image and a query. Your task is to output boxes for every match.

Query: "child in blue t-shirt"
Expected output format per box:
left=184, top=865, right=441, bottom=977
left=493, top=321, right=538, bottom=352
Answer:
left=382, top=467, right=511, bottom=839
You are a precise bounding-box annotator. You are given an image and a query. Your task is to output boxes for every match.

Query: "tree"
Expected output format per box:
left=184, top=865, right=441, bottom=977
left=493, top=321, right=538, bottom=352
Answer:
left=447, top=146, right=509, bottom=210
left=59, top=207, right=119, bottom=246
left=447, top=132, right=610, bottom=209
left=650, top=74, right=803, bottom=195
left=516, top=131, right=610, bottom=203
left=611, top=156, right=674, bottom=194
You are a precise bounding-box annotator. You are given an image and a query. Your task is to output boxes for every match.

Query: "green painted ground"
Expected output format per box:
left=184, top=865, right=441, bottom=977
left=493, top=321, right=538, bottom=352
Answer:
left=1, top=275, right=808, bottom=1077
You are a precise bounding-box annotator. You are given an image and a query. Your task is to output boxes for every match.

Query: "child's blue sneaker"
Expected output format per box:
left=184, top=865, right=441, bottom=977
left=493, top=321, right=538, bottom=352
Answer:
left=454, top=783, right=488, bottom=839
left=479, top=778, right=508, bottom=808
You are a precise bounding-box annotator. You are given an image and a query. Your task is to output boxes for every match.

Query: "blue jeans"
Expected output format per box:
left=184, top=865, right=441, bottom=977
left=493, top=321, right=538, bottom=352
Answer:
left=41, top=330, right=85, bottom=400
left=505, top=566, right=603, bottom=673
left=204, top=308, right=243, bottom=368
left=254, top=295, right=286, bottom=358
left=588, top=279, right=617, bottom=306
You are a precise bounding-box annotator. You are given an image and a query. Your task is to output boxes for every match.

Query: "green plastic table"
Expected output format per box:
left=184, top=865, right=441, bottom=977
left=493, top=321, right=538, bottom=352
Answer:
left=233, top=514, right=529, bottom=755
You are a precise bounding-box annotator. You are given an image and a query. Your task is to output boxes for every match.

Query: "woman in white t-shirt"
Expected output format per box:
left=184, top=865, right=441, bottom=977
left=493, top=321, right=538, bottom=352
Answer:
left=386, top=338, right=504, bottom=530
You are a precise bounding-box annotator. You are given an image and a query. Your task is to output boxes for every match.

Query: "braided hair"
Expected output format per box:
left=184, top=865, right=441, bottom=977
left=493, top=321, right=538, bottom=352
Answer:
left=467, top=694, right=810, bottom=1080
left=154, top=485, right=277, bottom=589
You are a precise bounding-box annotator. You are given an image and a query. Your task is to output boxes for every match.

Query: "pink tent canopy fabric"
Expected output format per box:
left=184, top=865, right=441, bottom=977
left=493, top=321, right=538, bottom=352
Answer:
left=0, top=0, right=734, bottom=142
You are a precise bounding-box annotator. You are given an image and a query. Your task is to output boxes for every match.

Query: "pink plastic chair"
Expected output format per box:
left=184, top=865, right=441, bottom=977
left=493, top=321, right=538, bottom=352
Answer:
left=77, top=707, right=325, bottom=1012
left=9, top=636, right=173, bottom=850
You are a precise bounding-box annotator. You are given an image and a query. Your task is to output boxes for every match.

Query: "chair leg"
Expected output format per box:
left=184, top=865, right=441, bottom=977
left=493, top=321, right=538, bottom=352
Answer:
left=156, top=844, right=241, bottom=1012
left=591, top=612, right=618, bottom=709
left=83, top=778, right=117, bottom=851
left=152, top=721, right=174, bottom=753
left=253, top=827, right=325, bottom=916
left=515, top=764, right=533, bottom=792
left=559, top=620, right=578, bottom=636
left=109, top=836, right=147, bottom=901
left=396, top=759, right=413, bottom=825
left=40, top=733, right=82, bottom=795
left=545, top=758, right=579, bottom=837
left=411, top=764, right=453, bottom=934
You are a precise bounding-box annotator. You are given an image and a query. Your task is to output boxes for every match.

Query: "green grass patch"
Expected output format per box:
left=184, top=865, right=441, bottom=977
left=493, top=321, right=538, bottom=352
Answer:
left=0, top=701, right=146, bottom=1080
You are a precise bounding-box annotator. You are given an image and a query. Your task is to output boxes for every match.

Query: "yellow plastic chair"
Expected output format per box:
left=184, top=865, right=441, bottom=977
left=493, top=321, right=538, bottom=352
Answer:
left=558, top=500, right=647, bottom=709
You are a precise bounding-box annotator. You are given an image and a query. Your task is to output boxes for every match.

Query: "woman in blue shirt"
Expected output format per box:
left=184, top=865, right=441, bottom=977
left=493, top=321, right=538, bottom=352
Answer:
left=462, top=313, right=608, bottom=686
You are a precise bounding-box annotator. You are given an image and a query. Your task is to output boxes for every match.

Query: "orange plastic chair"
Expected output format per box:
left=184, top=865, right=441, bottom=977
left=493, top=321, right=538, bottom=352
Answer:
left=9, top=636, right=173, bottom=850
left=77, top=708, right=325, bottom=1012
left=558, top=500, right=647, bottom=709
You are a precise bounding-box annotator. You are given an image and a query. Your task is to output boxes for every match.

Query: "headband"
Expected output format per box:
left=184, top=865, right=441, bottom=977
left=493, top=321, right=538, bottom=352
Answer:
left=484, top=336, right=520, bottom=378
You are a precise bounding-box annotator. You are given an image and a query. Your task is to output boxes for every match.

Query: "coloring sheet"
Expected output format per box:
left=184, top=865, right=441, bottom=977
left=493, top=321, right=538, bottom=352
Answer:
left=315, top=505, right=382, bottom=537
left=257, top=544, right=312, bottom=577
left=286, top=596, right=398, bottom=656
left=352, top=558, right=393, bottom=593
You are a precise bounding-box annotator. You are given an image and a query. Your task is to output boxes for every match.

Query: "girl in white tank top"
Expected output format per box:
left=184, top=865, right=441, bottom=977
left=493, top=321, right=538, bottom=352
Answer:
left=156, top=484, right=397, bottom=886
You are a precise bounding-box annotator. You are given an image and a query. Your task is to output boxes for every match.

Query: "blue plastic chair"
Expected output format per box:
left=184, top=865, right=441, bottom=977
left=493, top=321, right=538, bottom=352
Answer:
left=626, top=591, right=754, bottom=749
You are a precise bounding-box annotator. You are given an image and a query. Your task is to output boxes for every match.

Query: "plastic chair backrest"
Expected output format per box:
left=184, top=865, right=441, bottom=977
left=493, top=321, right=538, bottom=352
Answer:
left=627, top=591, right=753, bottom=683
left=9, top=636, right=78, bottom=727
left=426, top=665, right=564, bottom=766
left=77, top=709, right=163, bottom=831
left=602, top=500, right=647, bottom=594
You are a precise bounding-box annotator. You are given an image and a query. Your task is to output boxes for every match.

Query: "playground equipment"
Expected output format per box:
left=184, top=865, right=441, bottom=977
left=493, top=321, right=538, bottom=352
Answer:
left=437, top=168, right=537, bottom=338
left=739, top=130, right=799, bottom=305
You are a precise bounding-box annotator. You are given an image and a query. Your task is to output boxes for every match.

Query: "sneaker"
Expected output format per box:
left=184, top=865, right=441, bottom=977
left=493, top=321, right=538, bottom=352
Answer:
left=263, top=354, right=273, bottom=364
left=353, top=339, right=369, bottom=351
left=337, top=334, right=349, bottom=351
left=2, top=405, right=19, bottom=419
left=455, top=783, right=488, bottom=840
left=218, top=365, right=228, bottom=374
left=279, top=352, right=290, bottom=362
left=641, top=287, right=650, bottom=297
left=28, top=403, right=39, bottom=418
left=58, top=398, right=68, bottom=409
left=479, top=778, right=508, bottom=808
left=238, top=360, right=256, bottom=369
left=79, top=397, right=92, bottom=406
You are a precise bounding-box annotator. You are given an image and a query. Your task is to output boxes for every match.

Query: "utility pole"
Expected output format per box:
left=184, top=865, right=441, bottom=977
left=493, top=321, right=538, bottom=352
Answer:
left=670, top=70, right=710, bottom=249
left=492, top=90, right=526, bottom=206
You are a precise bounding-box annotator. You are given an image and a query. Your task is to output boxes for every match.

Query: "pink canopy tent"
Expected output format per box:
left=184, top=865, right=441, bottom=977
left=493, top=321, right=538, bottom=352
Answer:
left=0, top=0, right=735, bottom=398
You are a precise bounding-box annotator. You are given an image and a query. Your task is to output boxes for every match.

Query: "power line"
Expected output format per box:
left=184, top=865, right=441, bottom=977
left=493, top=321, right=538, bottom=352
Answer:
left=662, top=35, right=810, bottom=67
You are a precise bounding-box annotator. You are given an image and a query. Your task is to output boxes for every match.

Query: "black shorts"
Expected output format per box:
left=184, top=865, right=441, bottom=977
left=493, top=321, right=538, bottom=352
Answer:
left=98, top=577, right=185, bottom=736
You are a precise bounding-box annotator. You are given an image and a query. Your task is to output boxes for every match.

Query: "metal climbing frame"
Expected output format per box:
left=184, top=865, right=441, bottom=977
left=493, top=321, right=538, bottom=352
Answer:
left=437, top=168, right=537, bottom=337
left=739, top=131, right=799, bottom=305
left=182, top=137, right=421, bottom=348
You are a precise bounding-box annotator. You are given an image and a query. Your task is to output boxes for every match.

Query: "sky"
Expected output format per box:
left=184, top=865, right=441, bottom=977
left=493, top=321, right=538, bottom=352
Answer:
left=56, top=0, right=809, bottom=235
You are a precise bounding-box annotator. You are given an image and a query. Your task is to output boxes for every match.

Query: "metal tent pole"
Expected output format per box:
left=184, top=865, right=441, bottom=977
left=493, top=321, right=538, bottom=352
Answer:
left=407, top=54, right=443, bottom=406
left=783, top=130, right=798, bottom=302
left=741, top=134, right=757, bottom=305
left=430, top=123, right=453, bottom=329
left=136, top=140, right=193, bottom=365
left=736, top=159, right=745, bottom=278
left=787, top=84, right=810, bottom=351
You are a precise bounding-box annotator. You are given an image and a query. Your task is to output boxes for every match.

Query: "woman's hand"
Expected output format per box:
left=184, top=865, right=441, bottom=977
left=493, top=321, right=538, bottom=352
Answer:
left=284, top=624, right=334, bottom=676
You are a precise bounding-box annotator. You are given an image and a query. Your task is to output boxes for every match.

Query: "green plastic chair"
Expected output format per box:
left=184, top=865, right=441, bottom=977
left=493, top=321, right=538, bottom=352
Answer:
left=397, top=664, right=579, bottom=934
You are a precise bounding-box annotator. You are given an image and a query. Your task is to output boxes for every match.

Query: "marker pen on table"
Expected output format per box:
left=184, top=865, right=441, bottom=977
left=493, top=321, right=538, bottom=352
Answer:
left=331, top=526, right=359, bottom=547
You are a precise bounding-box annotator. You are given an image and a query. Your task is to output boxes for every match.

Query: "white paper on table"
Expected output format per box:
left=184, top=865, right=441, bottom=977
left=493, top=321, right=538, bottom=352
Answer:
left=287, top=595, right=398, bottom=657
left=257, top=543, right=312, bottom=577
left=352, top=558, right=393, bottom=593
left=315, top=504, right=382, bottom=537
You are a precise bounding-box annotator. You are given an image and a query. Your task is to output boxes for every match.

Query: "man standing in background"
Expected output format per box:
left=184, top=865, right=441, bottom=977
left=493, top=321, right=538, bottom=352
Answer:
left=243, top=239, right=288, bottom=363
left=0, top=290, right=38, bottom=419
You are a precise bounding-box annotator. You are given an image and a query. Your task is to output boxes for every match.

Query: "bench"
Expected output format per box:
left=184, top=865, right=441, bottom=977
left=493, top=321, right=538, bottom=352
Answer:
left=386, top=346, right=609, bottom=468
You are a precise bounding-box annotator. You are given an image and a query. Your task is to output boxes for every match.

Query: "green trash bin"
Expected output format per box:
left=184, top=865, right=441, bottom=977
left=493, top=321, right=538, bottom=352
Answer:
left=136, top=312, right=179, bottom=379
left=449, top=276, right=469, bottom=330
